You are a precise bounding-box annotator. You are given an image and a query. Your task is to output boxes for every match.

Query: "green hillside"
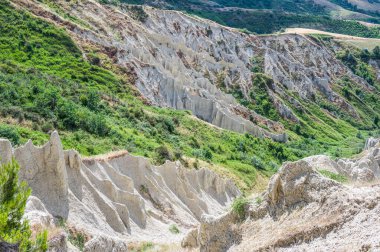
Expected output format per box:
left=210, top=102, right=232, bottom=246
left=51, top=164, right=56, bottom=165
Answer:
left=0, top=1, right=379, bottom=192
left=120, top=0, right=380, bottom=36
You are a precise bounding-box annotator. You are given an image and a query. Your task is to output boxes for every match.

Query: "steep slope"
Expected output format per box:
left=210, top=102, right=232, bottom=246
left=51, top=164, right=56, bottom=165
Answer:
left=0, top=132, right=239, bottom=250
left=1, top=0, right=380, bottom=192
left=0, top=0, right=300, bottom=191
left=12, top=0, right=380, bottom=140
left=12, top=0, right=288, bottom=142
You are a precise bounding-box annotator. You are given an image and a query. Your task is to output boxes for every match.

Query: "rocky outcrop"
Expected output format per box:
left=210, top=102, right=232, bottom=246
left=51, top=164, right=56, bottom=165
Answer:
left=0, top=132, right=240, bottom=251
left=197, top=212, right=241, bottom=252
left=0, top=139, right=12, bottom=164
left=0, top=242, right=18, bottom=252
left=303, top=139, right=380, bottom=182
left=264, top=161, right=339, bottom=214
left=364, top=137, right=380, bottom=150
left=193, top=159, right=380, bottom=251
left=15, top=134, right=69, bottom=218
left=236, top=161, right=380, bottom=251
left=181, top=211, right=241, bottom=252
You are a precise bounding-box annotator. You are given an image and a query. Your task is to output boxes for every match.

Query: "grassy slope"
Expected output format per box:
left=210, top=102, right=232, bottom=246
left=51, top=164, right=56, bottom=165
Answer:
left=0, top=1, right=287, bottom=191
left=0, top=1, right=379, bottom=192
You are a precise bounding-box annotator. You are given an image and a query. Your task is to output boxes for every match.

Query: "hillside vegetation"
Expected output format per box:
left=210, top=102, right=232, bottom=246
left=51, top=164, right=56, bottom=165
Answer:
left=1, top=1, right=380, bottom=192
left=0, top=1, right=291, bottom=191
left=120, top=0, right=380, bottom=36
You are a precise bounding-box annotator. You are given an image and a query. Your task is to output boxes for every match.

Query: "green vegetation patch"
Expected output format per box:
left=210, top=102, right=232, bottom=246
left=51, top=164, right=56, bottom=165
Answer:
left=319, top=169, right=348, bottom=183
left=231, top=197, right=250, bottom=220
left=0, top=159, right=48, bottom=251
left=169, top=224, right=180, bottom=234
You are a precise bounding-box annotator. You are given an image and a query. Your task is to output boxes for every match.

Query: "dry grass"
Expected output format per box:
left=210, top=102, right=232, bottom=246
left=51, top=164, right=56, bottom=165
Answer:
left=82, top=150, right=129, bottom=162
left=128, top=242, right=192, bottom=252
left=284, top=28, right=380, bottom=50
left=30, top=224, right=65, bottom=241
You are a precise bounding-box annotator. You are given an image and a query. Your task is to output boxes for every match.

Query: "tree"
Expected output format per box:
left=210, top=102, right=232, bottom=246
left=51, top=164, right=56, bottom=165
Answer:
left=0, top=126, right=20, bottom=146
left=0, top=159, right=47, bottom=251
left=342, top=86, right=350, bottom=99
left=359, top=49, right=370, bottom=62
left=373, top=46, right=380, bottom=60
left=375, top=115, right=379, bottom=127
left=155, top=145, right=174, bottom=164
left=203, top=148, right=213, bottom=160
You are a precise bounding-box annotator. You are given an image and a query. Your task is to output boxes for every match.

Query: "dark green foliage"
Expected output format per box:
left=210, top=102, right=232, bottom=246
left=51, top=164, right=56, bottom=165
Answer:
left=373, top=46, right=380, bottom=59
left=120, top=0, right=380, bottom=37
left=249, top=74, right=280, bottom=120
left=155, top=145, right=174, bottom=164
left=251, top=56, right=264, bottom=73
left=337, top=50, right=376, bottom=85
left=123, top=5, right=149, bottom=22
left=360, top=49, right=371, bottom=63
left=203, top=148, right=213, bottom=160
left=251, top=156, right=265, bottom=170
left=0, top=159, right=48, bottom=251
left=0, top=126, right=20, bottom=146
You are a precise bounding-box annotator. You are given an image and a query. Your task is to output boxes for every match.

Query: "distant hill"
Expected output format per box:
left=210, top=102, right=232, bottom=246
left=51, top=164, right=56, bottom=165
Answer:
left=121, top=0, right=380, bottom=36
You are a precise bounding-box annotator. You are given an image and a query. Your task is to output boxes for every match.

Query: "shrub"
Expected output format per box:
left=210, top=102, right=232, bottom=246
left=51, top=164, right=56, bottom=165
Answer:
left=124, top=5, right=149, bottom=22
left=41, top=122, right=54, bottom=133
left=174, top=150, right=182, bottom=160
left=155, top=145, right=174, bottom=164
left=203, top=148, right=213, bottom=160
left=81, top=90, right=100, bottom=111
left=162, top=118, right=175, bottom=133
left=251, top=156, right=265, bottom=170
left=0, top=126, right=21, bottom=146
left=373, top=46, right=380, bottom=59
left=319, top=170, right=348, bottom=183
left=169, top=224, right=180, bottom=234
left=193, top=159, right=200, bottom=170
left=68, top=232, right=86, bottom=251
left=0, top=159, right=48, bottom=251
left=231, top=197, right=249, bottom=220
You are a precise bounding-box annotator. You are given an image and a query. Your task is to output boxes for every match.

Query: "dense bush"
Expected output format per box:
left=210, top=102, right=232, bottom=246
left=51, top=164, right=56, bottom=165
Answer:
left=0, top=126, right=20, bottom=146
left=231, top=197, right=249, bottom=220
left=373, top=46, right=380, bottom=59
left=155, top=145, right=174, bottom=164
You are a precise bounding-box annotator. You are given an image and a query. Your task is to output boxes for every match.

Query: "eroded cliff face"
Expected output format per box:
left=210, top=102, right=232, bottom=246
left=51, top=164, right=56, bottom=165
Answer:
left=11, top=0, right=374, bottom=142
left=0, top=132, right=239, bottom=251
left=303, top=139, right=380, bottom=182
left=184, top=141, right=380, bottom=251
